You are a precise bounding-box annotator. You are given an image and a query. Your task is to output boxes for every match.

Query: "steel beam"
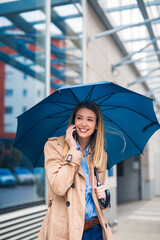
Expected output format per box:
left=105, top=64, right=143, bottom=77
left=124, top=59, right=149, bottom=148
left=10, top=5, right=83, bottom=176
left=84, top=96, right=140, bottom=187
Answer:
left=104, top=1, right=160, bottom=13
left=50, top=8, right=80, bottom=48
left=5, top=3, right=82, bottom=49
left=128, top=68, right=160, bottom=86
left=88, top=0, right=141, bottom=78
left=137, top=0, right=160, bottom=63
left=143, top=75, right=160, bottom=81
left=113, top=49, right=160, bottom=68
left=0, top=50, right=44, bottom=82
left=58, top=13, right=81, bottom=20
left=123, top=37, right=151, bottom=43
left=51, top=81, right=65, bottom=89
left=0, top=34, right=68, bottom=81
left=112, top=36, right=160, bottom=70
left=146, top=87, right=160, bottom=96
left=0, top=48, right=78, bottom=84
left=4, top=11, right=79, bottom=62
left=88, top=17, right=160, bottom=42
left=0, top=31, right=76, bottom=59
left=0, top=0, right=77, bottom=16
left=137, top=59, right=158, bottom=63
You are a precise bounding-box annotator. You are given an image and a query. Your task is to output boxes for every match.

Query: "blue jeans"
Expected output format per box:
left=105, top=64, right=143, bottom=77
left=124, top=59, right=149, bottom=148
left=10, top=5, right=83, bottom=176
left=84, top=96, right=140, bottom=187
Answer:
left=82, top=224, right=103, bottom=240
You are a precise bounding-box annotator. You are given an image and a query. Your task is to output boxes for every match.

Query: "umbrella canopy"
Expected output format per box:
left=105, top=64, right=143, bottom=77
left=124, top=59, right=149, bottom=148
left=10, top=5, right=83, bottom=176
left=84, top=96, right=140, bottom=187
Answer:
left=13, top=81, right=160, bottom=169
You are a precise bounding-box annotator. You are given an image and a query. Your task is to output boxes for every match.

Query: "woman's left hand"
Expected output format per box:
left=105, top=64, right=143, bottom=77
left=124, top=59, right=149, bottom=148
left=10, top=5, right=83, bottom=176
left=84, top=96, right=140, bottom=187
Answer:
left=94, top=185, right=107, bottom=201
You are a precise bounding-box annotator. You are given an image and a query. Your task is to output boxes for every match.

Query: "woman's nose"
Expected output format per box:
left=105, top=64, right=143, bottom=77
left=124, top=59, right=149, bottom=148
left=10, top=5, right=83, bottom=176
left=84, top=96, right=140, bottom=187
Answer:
left=81, top=119, right=87, bottom=126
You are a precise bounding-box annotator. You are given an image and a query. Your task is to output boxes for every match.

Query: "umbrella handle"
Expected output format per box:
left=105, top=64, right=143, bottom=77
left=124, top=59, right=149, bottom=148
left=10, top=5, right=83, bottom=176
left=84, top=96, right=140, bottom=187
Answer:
left=94, top=167, right=107, bottom=206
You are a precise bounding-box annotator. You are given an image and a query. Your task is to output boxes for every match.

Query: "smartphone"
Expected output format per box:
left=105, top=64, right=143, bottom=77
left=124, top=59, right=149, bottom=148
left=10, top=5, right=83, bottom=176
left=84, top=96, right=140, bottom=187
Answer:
left=73, top=130, right=76, bottom=139
left=72, top=119, right=76, bottom=139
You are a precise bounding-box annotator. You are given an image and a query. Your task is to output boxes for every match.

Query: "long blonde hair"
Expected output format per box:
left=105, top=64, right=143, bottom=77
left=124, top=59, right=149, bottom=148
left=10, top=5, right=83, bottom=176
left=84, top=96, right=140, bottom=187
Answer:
left=63, top=101, right=105, bottom=169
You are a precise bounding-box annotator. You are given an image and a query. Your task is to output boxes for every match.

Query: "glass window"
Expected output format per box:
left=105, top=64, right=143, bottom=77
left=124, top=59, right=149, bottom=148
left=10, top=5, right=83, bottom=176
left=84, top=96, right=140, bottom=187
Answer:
left=23, top=74, right=27, bottom=80
left=5, top=123, right=13, bottom=132
left=23, top=89, right=27, bottom=97
left=5, top=106, right=13, bottom=114
left=22, top=106, right=27, bottom=112
left=0, top=0, right=83, bottom=212
left=6, top=89, right=13, bottom=96
left=37, top=90, right=41, bottom=97
left=0, top=0, right=46, bottom=211
left=6, top=71, right=12, bottom=76
left=0, top=139, right=45, bottom=209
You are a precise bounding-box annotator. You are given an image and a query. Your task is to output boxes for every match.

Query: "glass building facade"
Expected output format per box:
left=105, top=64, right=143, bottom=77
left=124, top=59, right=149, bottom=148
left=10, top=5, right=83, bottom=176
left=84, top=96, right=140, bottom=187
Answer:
left=0, top=0, right=83, bottom=212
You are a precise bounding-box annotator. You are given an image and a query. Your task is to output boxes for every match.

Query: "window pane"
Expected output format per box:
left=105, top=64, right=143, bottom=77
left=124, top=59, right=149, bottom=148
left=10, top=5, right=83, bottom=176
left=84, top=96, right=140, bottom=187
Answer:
left=6, top=89, right=13, bottom=96
left=5, top=106, right=13, bottom=114
left=22, top=106, right=27, bottom=112
left=0, top=0, right=46, bottom=211
left=22, top=89, right=27, bottom=96
left=0, top=0, right=84, bottom=212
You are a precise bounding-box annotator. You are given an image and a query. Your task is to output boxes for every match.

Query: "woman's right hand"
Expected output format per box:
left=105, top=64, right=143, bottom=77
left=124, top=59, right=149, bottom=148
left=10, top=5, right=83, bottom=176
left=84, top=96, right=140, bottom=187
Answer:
left=65, top=125, right=77, bottom=150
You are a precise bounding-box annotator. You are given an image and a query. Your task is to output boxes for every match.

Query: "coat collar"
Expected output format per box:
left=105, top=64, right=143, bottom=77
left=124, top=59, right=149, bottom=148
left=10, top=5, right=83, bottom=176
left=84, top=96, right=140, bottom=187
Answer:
left=49, top=135, right=92, bottom=155
left=57, top=135, right=65, bottom=147
left=48, top=136, right=93, bottom=179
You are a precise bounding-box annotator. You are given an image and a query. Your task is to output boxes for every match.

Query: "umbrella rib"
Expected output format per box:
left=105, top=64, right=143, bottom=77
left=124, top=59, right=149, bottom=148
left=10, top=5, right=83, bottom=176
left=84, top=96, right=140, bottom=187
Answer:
left=36, top=101, right=76, bottom=110
left=14, top=109, right=72, bottom=146
left=46, top=102, right=76, bottom=110
left=56, top=122, right=68, bottom=130
left=142, top=121, right=160, bottom=132
left=103, top=115, right=143, bottom=154
left=48, top=115, right=72, bottom=119
left=68, top=89, right=80, bottom=104
left=91, top=93, right=115, bottom=103
left=96, top=93, right=115, bottom=105
left=101, top=106, right=119, bottom=111
left=101, top=104, right=159, bottom=126
left=18, top=102, right=76, bottom=120
left=85, top=86, right=95, bottom=101
left=45, top=101, right=77, bottom=107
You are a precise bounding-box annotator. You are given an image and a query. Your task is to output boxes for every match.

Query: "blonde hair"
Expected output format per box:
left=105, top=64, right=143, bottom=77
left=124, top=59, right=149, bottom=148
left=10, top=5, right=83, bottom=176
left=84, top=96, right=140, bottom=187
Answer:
left=63, top=101, right=105, bottom=169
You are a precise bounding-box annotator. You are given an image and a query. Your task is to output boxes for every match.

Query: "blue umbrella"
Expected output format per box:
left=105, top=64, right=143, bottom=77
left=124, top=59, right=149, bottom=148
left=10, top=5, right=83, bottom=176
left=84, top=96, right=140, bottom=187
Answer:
left=13, top=81, right=160, bottom=169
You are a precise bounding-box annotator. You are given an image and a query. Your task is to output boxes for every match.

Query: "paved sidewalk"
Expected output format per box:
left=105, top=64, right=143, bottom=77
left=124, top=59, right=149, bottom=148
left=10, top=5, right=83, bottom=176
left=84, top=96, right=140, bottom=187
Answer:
left=112, top=197, right=160, bottom=240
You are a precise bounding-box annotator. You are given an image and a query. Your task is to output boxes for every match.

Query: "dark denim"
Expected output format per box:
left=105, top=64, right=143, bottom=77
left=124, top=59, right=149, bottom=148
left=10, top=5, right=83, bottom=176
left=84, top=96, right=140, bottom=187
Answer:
left=82, top=224, right=103, bottom=240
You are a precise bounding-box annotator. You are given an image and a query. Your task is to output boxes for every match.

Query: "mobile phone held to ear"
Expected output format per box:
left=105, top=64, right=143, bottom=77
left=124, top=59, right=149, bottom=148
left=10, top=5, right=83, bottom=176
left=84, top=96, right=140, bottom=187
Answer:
left=73, top=130, right=76, bottom=139
left=72, top=119, right=76, bottom=139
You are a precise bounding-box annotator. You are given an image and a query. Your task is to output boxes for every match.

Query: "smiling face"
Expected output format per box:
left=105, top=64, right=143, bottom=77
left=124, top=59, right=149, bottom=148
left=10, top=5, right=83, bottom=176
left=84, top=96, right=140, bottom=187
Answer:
left=75, top=108, right=97, bottom=142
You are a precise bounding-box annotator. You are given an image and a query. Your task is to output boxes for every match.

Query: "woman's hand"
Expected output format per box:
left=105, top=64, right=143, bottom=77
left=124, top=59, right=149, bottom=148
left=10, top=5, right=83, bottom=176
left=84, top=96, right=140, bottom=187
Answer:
left=65, top=125, right=77, bottom=150
left=94, top=185, right=107, bottom=201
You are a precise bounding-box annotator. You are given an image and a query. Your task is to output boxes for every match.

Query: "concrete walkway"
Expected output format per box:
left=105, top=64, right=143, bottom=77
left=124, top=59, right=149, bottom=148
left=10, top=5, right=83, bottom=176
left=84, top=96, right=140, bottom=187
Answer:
left=112, top=197, right=160, bottom=240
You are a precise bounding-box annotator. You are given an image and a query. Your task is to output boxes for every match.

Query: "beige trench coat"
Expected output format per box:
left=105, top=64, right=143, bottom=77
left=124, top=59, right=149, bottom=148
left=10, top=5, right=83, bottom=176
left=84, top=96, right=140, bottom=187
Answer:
left=37, top=136, right=114, bottom=240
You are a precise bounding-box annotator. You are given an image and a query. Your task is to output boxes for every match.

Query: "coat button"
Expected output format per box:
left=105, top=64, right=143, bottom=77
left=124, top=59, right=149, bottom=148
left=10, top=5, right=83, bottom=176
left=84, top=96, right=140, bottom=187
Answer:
left=105, top=223, right=107, bottom=228
left=71, top=183, right=75, bottom=188
left=66, top=201, right=70, bottom=207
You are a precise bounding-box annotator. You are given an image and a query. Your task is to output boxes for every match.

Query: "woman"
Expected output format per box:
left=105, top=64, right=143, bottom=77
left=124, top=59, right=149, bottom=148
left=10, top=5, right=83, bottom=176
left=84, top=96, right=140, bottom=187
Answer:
left=38, top=101, right=114, bottom=240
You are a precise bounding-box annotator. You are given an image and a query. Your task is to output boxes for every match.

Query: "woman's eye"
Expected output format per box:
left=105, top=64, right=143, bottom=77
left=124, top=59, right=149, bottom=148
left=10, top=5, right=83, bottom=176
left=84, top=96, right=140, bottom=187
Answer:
left=77, top=117, right=82, bottom=120
left=88, top=119, right=93, bottom=121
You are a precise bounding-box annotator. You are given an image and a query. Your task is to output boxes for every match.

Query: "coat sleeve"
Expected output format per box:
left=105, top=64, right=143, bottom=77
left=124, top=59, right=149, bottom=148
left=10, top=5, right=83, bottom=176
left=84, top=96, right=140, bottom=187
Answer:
left=44, top=139, right=83, bottom=197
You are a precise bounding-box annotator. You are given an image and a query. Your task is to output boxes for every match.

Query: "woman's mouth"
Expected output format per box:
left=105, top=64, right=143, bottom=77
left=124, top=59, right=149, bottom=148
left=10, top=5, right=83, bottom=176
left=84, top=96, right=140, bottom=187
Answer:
left=79, top=128, right=88, bottom=133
